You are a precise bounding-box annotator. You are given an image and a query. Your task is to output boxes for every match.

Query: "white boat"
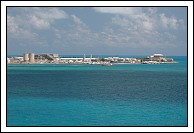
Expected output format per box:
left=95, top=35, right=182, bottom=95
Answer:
left=101, top=62, right=113, bottom=66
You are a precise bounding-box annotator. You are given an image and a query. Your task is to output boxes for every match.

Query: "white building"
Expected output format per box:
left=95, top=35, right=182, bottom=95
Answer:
left=152, top=54, right=164, bottom=58
left=7, top=58, right=10, bottom=63
left=29, top=53, right=35, bottom=63
left=23, top=53, right=29, bottom=62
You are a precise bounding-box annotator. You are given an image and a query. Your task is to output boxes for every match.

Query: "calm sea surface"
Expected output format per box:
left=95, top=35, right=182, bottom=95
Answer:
left=7, top=56, right=187, bottom=126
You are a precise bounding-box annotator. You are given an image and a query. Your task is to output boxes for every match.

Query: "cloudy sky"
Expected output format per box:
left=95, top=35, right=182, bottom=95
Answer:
left=7, top=7, right=187, bottom=56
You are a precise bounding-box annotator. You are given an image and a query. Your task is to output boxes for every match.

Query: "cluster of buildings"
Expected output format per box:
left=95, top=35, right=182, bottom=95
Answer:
left=7, top=53, right=58, bottom=64
left=141, top=54, right=174, bottom=64
left=7, top=53, right=175, bottom=65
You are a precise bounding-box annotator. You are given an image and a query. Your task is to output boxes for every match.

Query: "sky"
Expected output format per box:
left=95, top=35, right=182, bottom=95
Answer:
left=7, top=7, right=187, bottom=56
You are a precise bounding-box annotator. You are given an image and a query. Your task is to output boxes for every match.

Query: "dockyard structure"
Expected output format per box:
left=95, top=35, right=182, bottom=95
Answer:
left=83, top=54, right=86, bottom=62
left=90, top=54, right=92, bottom=62
left=23, top=53, right=29, bottom=62
left=147, top=54, right=173, bottom=63
left=23, top=52, right=35, bottom=63
left=7, top=53, right=175, bottom=64
left=29, top=53, right=35, bottom=63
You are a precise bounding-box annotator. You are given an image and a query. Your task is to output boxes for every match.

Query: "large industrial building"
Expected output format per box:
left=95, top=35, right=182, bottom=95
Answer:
left=23, top=52, right=35, bottom=63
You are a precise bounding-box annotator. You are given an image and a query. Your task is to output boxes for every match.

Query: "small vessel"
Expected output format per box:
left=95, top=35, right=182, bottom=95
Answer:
left=101, top=62, right=112, bottom=66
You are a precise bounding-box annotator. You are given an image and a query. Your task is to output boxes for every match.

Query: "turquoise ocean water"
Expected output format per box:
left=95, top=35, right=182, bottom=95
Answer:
left=7, top=56, right=187, bottom=126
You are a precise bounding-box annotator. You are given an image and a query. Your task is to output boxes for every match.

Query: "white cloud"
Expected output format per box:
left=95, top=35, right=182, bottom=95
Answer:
left=178, top=19, right=185, bottom=29
left=71, top=14, right=83, bottom=25
left=30, top=7, right=68, bottom=29
left=92, top=7, right=142, bottom=15
left=111, top=13, right=155, bottom=31
left=27, top=8, right=68, bottom=29
left=53, top=14, right=95, bottom=47
left=142, top=20, right=154, bottom=31
left=159, top=13, right=179, bottom=30
left=8, top=7, right=68, bottom=30
left=7, top=8, right=67, bottom=48
left=36, top=7, right=68, bottom=20
left=135, top=13, right=155, bottom=31
left=7, top=15, right=37, bottom=39
left=7, top=15, right=18, bottom=34
left=93, top=7, right=185, bottom=31
left=28, top=15, right=50, bottom=29
left=99, top=19, right=181, bottom=49
left=19, top=7, right=68, bottom=21
left=7, top=7, right=186, bottom=54
left=70, top=14, right=89, bottom=32
left=112, top=15, right=131, bottom=28
left=110, top=8, right=185, bottom=32
left=147, top=7, right=157, bottom=15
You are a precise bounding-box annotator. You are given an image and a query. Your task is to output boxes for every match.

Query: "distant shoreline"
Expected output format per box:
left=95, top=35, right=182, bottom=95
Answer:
left=7, top=53, right=178, bottom=65
left=7, top=62, right=178, bottom=65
